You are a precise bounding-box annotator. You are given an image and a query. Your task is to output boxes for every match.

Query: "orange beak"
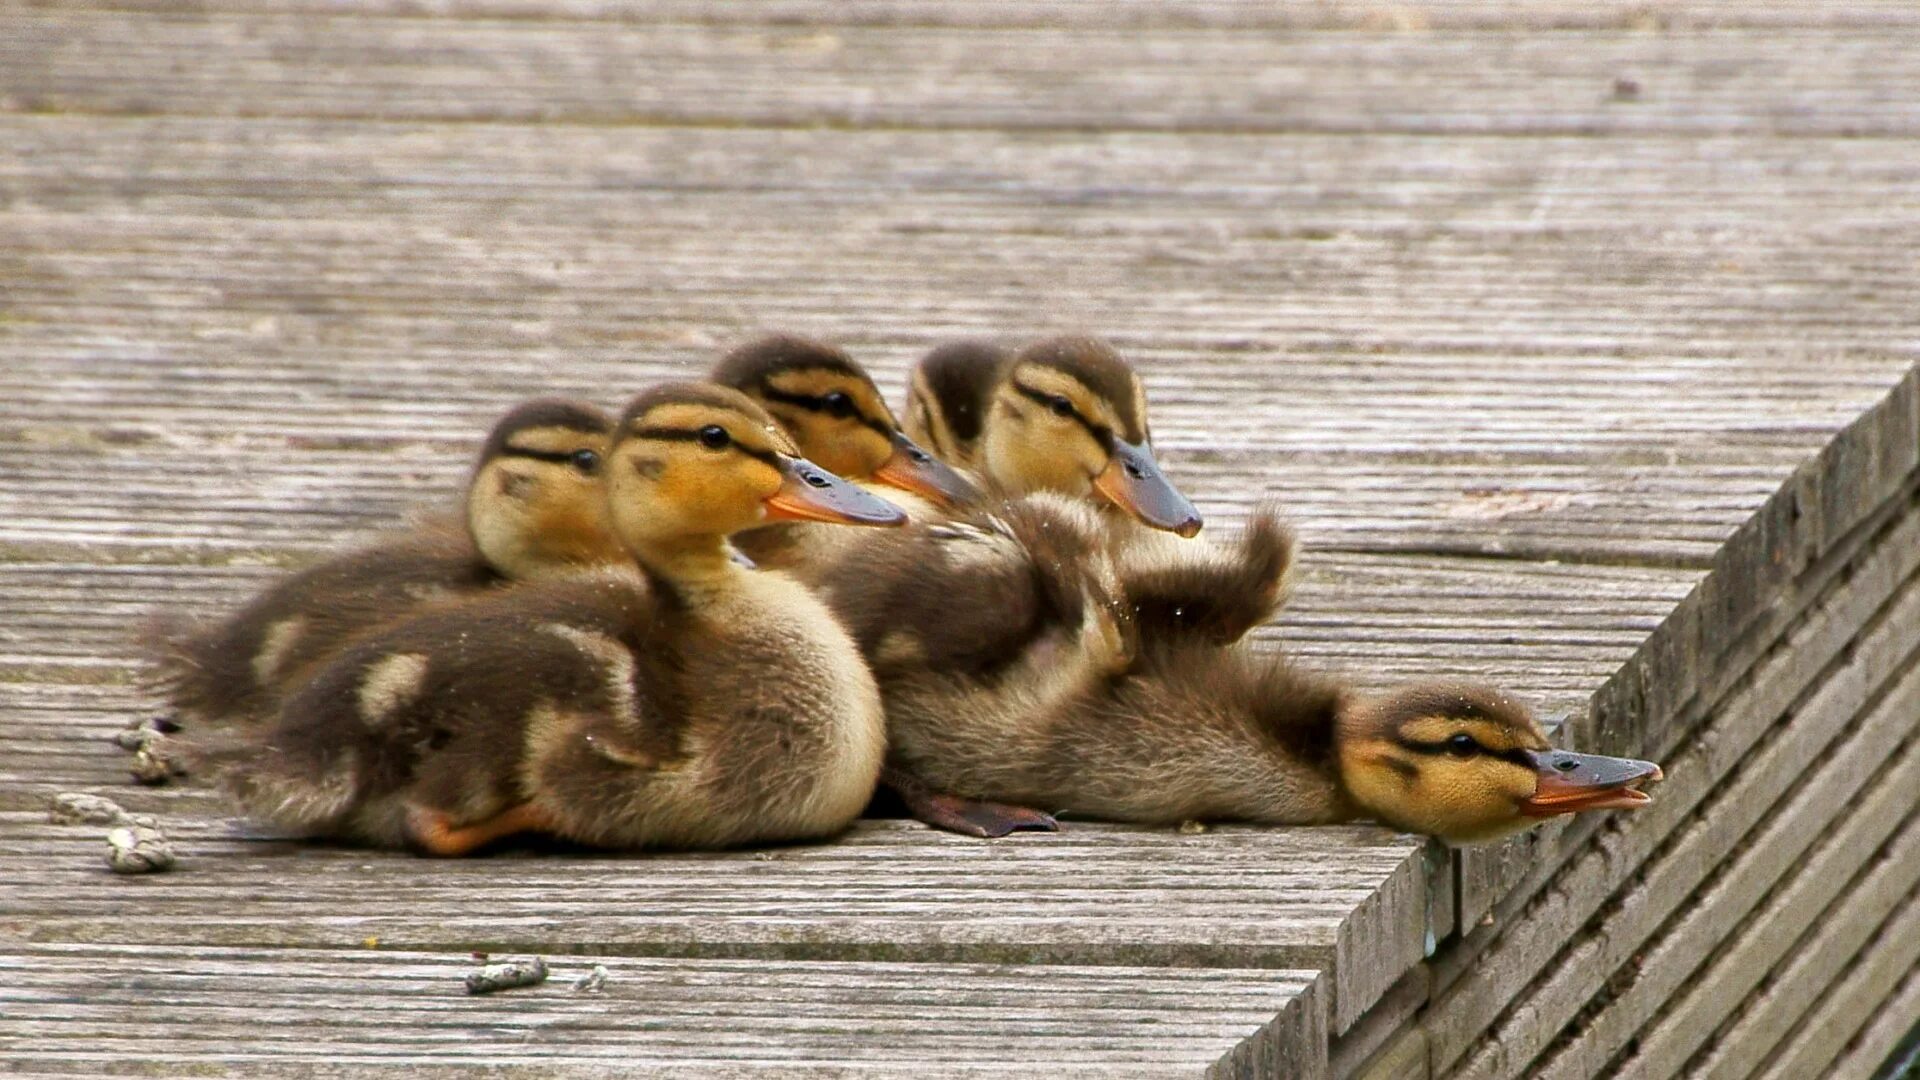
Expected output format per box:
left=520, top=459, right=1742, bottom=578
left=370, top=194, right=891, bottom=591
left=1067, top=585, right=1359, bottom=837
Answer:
left=870, top=432, right=980, bottom=510
left=1519, top=750, right=1664, bottom=817
left=1093, top=438, right=1202, bottom=537
left=764, top=457, right=908, bottom=527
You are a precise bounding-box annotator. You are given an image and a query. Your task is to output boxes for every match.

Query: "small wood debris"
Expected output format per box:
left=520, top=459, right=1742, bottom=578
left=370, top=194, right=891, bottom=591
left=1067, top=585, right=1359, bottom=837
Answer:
left=48, top=792, right=128, bottom=825
left=114, top=718, right=188, bottom=786
left=1177, top=820, right=1209, bottom=835
left=105, top=816, right=176, bottom=874
left=571, top=964, right=611, bottom=994
left=465, top=956, right=548, bottom=995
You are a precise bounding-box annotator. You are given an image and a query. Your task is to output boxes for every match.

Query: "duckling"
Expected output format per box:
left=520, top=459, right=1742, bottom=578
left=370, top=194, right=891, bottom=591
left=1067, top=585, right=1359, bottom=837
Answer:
left=897, top=643, right=1661, bottom=844
left=824, top=521, right=1661, bottom=844
left=907, top=336, right=1201, bottom=535
left=144, top=399, right=623, bottom=731
left=908, top=336, right=1287, bottom=649
left=205, top=382, right=905, bottom=855
left=710, top=334, right=979, bottom=573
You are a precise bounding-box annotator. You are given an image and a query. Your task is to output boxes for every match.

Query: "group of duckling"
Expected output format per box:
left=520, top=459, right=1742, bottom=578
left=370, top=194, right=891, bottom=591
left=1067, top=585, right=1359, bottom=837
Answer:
left=150, top=334, right=1662, bottom=856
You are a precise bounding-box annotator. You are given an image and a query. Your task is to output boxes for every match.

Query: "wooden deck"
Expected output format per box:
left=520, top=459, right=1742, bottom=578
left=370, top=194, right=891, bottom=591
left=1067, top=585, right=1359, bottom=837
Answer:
left=3, top=2, right=1919, bottom=1076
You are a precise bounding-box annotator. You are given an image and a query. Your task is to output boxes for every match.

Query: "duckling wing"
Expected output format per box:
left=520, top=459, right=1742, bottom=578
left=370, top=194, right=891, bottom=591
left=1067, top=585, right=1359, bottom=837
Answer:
left=819, top=502, right=1123, bottom=679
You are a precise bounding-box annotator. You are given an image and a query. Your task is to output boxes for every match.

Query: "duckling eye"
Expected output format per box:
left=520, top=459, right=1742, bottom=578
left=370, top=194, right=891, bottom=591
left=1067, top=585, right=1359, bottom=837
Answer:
left=1446, top=733, right=1480, bottom=758
left=822, top=391, right=857, bottom=419
left=569, top=449, right=600, bottom=475
left=697, top=425, right=732, bottom=451
left=1046, top=394, right=1075, bottom=419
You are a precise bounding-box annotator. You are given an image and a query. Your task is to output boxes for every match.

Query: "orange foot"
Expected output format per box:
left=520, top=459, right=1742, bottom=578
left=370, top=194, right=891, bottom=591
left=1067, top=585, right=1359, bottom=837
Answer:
left=403, top=802, right=556, bottom=857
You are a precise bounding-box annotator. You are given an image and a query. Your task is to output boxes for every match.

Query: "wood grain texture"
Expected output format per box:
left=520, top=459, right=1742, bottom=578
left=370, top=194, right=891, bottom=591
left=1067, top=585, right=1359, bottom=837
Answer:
left=5, top=1, right=1920, bottom=1075
left=7, top=13, right=1920, bottom=136
left=1357, top=494, right=1920, bottom=1077
left=28, top=1, right=1920, bottom=32
left=0, top=942, right=1318, bottom=1078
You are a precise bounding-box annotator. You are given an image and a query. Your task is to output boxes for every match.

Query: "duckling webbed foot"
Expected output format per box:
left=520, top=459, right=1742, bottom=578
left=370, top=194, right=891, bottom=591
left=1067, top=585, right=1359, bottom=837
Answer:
left=404, top=802, right=556, bottom=857
left=883, top=767, right=1057, bottom=839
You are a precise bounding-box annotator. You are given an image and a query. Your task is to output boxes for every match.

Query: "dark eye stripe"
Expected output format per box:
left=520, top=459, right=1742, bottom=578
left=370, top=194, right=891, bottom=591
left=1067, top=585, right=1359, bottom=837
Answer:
left=1011, top=382, right=1109, bottom=443
left=630, top=425, right=783, bottom=468
left=1393, top=736, right=1533, bottom=768
left=759, top=386, right=893, bottom=437
left=499, top=445, right=588, bottom=466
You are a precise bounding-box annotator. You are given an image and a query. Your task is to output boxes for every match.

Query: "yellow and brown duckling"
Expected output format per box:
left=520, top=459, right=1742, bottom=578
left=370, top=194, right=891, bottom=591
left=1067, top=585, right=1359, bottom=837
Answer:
left=907, top=335, right=1202, bottom=537
left=710, top=334, right=978, bottom=574
left=203, top=382, right=905, bottom=855
left=909, top=336, right=1287, bottom=650
left=818, top=504, right=1662, bottom=844
left=897, top=643, right=1662, bottom=845
left=144, top=399, right=623, bottom=731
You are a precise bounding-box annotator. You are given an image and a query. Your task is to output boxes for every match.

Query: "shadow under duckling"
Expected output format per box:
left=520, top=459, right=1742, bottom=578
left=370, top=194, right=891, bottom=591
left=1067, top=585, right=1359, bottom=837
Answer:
left=907, top=336, right=1288, bottom=649
left=710, top=333, right=978, bottom=576
left=197, top=382, right=907, bottom=855
left=143, top=399, right=623, bottom=735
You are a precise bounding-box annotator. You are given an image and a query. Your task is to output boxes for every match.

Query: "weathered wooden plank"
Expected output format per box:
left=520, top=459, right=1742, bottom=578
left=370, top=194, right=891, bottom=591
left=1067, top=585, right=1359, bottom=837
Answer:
left=0, top=943, right=1319, bottom=1078
left=1821, top=958, right=1920, bottom=1080
left=1741, top=850, right=1920, bottom=1080
left=1528, top=704, right=1920, bottom=1078
left=1454, top=371, right=1920, bottom=925
left=1439, top=567, right=1920, bottom=1080
left=30, top=0, right=1920, bottom=32
left=6, top=14, right=1919, bottom=136
left=0, top=813, right=1425, bottom=1033
left=1357, top=494, right=1920, bottom=1077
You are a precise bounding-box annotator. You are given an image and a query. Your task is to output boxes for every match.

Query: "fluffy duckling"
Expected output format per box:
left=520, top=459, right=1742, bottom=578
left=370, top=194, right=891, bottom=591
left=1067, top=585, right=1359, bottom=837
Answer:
left=906, top=335, right=1202, bottom=536
left=711, top=334, right=978, bottom=573
left=909, top=336, right=1287, bottom=649
left=893, top=643, right=1662, bottom=844
left=145, top=399, right=622, bottom=729
left=823, top=517, right=1661, bottom=844
left=207, top=383, right=905, bottom=855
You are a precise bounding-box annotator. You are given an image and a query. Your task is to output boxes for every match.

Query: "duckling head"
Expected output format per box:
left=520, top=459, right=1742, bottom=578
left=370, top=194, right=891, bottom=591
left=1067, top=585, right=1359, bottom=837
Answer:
left=607, top=381, right=906, bottom=561
left=1336, top=684, right=1663, bottom=845
left=466, top=399, right=625, bottom=577
left=711, top=334, right=978, bottom=510
left=979, top=336, right=1202, bottom=537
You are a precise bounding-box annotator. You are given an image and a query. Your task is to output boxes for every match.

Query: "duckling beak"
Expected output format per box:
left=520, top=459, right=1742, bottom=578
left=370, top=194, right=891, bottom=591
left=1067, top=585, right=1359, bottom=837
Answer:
left=1093, top=438, right=1203, bottom=537
left=871, top=431, right=981, bottom=510
left=1518, top=750, right=1664, bottom=817
left=764, top=457, right=909, bottom=527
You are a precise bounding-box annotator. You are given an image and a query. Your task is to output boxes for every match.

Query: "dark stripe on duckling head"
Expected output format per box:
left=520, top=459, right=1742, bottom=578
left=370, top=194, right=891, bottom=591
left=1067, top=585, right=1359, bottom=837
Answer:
left=1010, top=380, right=1113, bottom=446
left=712, top=334, right=867, bottom=389
left=1014, top=336, right=1147, bottom=444
left=1391, top=733, right=1538, bottom=771
left=629, top=425, right=784, bottom=470
left=479, top=399, right=614, bottom=461
left=757, top=385, right=895, bottom=438
left=916, top=340, right=1011, bottom=447
left=620, top=381, right=773, bottom=429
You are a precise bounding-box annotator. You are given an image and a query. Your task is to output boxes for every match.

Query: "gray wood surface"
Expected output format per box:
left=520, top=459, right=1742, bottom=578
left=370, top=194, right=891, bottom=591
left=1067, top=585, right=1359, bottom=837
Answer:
left=0, top=943, right=1318, bottom=1078
left=5, top=0, right=1919, bottom=1076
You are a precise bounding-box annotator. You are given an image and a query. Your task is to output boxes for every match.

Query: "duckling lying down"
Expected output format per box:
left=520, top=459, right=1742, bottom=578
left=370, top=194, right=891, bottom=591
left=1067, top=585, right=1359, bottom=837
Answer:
left=817, top=501, right=1662, bottom=847
left=194, top=384, right=906, bottom=855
